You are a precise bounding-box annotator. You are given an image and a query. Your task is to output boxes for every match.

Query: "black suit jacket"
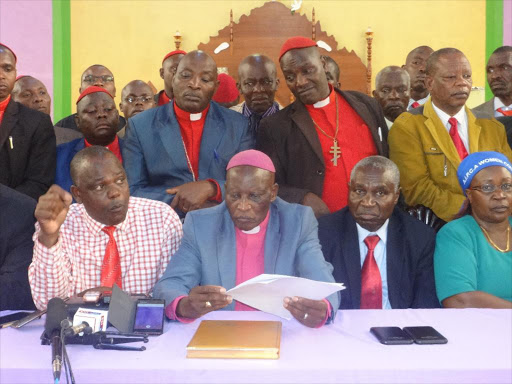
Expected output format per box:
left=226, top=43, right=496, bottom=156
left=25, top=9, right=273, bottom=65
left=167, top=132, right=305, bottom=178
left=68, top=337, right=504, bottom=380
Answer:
left=0, top=184, right=37, bottom=310
left=0, top=100, right=56, bottom=200
left=497, top=116, right=512, bottom=149
left=318, top=206, right=440, bottom=309
left=257, top=89, right=388, bottom=204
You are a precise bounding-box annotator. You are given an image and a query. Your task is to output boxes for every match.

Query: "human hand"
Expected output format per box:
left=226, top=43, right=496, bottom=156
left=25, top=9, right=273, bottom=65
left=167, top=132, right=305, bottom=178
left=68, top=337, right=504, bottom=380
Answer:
left=283, top=296, right=328, bottom=328
left=35, top=185, right=73, bottom=247
left=177, top=285, right=232, bottom=319
left=167, top=180, right=216, bottom=213
left=302, top=192, right=330, bottom=218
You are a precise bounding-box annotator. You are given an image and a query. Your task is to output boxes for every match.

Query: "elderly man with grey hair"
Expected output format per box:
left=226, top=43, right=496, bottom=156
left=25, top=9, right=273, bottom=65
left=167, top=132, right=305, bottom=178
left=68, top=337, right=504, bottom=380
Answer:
left=373, top=66, right=410, bottom=129
left=318, top=156, right=440, bottom=310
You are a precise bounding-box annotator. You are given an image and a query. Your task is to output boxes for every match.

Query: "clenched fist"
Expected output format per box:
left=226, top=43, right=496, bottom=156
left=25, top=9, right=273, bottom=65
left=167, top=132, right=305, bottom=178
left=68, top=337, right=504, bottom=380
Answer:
left=35, top=185, right=73, bottom=248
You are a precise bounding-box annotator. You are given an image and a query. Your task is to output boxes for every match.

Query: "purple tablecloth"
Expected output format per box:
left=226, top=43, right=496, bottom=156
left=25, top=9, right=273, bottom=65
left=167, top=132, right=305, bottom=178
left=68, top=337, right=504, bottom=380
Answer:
left=1, top=308, right=511, bottom=383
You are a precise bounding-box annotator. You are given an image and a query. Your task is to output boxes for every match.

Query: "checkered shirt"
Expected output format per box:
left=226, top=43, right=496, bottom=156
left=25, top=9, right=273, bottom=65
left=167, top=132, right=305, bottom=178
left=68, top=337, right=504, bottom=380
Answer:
left=29, top=197, right=183, bottom=310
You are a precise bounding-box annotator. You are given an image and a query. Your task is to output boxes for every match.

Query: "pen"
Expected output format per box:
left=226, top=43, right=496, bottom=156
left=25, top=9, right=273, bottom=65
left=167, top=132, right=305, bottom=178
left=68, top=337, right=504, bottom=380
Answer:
left=9, top=136, right=13, bottom=149
left=214, top=149, right=219, bottom=161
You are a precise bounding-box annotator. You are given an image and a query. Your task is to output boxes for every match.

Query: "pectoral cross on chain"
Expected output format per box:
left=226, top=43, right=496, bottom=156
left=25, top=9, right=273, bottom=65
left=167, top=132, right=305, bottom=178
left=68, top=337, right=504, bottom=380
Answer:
left=330, top=140, right=341, bottom=166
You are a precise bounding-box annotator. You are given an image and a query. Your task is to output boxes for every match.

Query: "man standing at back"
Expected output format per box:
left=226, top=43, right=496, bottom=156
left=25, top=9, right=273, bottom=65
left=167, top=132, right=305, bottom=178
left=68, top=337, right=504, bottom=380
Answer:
left=403, top=46, right=434, bottom=110
left=157, top=50, right=186, bottom=105
left=231, top=54, right=280, bottom=137
left=123, top=50, right=253, bottom=216
left=389, top=48, right=512, bottom=222
left=257, top=37, right=387, bottom=218
left=373, top=66, right=410, bottom=129
left=472, top=46, right=512, bottom=118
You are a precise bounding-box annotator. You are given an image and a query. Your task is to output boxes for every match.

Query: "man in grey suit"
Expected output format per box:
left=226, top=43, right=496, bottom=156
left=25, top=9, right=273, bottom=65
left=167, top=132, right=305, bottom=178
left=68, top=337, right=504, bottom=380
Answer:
left=123, top=51, right=253, bottom=217
left=472, top=46, right=512, bottom=118
left=154, top=150, right=338, bottom=328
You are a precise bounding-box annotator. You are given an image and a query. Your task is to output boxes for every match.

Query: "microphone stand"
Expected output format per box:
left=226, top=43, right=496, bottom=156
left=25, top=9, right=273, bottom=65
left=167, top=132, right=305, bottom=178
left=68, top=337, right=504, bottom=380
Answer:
left=60, top=327, right=75, bottom=384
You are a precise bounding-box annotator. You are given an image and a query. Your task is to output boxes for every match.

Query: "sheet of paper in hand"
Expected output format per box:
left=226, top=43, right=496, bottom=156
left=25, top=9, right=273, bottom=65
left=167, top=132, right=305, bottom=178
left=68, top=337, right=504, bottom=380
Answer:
left=227, top=274, right=345, bottom=319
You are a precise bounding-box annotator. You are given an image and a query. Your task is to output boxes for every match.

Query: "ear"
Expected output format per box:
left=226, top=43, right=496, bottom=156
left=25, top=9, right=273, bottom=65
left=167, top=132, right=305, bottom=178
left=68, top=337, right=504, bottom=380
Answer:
left=372, top=90, right=377, bottom=97
left=70, top=185, right=82, bottom=203
left=236, top=82, right=242, bottom=94
left=466, top=189, right=474, bottom=205
left=270, top=183, right=279, bottom=202
left=159, top=67, right=164, bottom=79
left=119, top=102, right=123, bottom=111
left=74, top=114, right=80, bottom=129
left=425, top=75, right=433, bottom=92
left=321, top=56, right=327, bottom=71
left=275, top=78, right=280, bottom=89
left=393, top=187, right=401, bottom=205
left=336, top=81, right=341, bottom=88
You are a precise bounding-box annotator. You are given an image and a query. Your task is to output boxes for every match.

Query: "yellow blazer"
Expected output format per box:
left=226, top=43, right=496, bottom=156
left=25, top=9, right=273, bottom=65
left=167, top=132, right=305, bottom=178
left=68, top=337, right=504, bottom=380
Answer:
left=389, top=99, right=512, bottom=222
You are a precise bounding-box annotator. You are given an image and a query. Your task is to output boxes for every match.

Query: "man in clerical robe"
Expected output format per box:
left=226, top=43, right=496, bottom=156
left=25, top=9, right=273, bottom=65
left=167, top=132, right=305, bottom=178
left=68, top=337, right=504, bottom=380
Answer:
left=257, top=36, right=388, bottom=218
left=154, top=150, right=338, bottom=327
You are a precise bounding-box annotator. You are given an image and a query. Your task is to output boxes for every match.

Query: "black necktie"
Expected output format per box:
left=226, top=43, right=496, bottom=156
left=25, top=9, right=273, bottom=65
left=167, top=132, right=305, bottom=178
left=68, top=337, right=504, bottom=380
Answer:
left=249, top=113, right=263, bottom=135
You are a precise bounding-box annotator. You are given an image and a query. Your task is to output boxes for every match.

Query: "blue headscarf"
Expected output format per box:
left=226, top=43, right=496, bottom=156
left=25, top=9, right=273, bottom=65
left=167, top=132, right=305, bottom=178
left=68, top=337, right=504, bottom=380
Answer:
left=457, top=151, right=512, bottom=195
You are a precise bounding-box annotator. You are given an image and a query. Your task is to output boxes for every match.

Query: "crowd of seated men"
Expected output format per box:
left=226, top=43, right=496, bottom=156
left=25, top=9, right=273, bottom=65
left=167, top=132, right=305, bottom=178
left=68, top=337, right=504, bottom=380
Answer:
left=0, top=38, right=510, bottom=319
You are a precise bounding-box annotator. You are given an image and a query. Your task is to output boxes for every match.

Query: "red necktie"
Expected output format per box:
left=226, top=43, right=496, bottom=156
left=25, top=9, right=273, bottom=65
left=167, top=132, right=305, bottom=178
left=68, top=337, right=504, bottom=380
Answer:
left=360, top=235, right=382, bottom=309
left=497, top=108, right=512, bottom=117
left=448, top=117, right=468, bottom=160
left=101, top=226, right=122, bottom=289
left=411, top=101, right=420, bottom=109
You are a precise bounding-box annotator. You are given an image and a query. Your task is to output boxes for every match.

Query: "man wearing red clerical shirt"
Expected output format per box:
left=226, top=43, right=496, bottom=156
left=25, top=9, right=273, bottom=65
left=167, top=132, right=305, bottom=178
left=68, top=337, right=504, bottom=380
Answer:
left=123, top=51, right=253, bottom=217
left=154, top=150, right=338, bottom=328
left=55, top=87, right=123, bottom=193
left=157, top=50, right=186, bottom=105
left=0, top=43, right=56, bottom=201
left=257, top=37, right=388, bottom=218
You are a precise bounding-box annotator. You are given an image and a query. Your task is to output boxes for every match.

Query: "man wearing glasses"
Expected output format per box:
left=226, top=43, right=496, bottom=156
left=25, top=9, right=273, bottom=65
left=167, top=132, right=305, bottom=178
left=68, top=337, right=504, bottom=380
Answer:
left=117, top=80, right=157, bottom=138
left=55, top=64, right=126, bottom=132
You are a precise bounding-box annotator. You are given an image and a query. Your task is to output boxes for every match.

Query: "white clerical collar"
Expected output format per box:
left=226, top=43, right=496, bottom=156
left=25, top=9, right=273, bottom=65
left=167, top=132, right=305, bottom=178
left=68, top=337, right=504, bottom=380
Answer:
left=312, top=94, right=330, bottom=109
left=242, top=226, right=260, bottom=234
left=190, top=112, right=202, bottom=121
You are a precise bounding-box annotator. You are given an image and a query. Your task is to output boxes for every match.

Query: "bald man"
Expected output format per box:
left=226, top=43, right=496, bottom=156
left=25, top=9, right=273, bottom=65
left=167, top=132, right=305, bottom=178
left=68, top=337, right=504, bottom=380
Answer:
left=323, top=56, right=341, bottom=88
left=0, top=43, right=55, bottom=200
left=118, top=80, right=156, bottom=138
left=231, top=54, right=280, bottom=135
left=55, top=64, right=126, bottom=132
left=403, top=46, right=434, bottom=109
left=29, top=146, right=183, bottom=310
left=390, top=48, right=512, bottom=222
left=12, top=75, right=83, bottom=145
left=123, top=50, right=253, bottom=217
left=373, top=66, right=410, bottom=129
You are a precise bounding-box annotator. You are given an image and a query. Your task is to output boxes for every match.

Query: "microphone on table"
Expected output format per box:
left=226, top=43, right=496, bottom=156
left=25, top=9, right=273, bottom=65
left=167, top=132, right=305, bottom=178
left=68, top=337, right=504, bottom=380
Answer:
left=44, top=298, right=68, bottom=383
left=62, top=320, right=93, bottom=337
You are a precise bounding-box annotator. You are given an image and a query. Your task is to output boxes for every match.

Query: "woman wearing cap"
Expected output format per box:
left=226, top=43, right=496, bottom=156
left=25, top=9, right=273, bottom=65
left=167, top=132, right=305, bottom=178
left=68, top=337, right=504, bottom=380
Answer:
left=434, top=151, right=512, bottom=308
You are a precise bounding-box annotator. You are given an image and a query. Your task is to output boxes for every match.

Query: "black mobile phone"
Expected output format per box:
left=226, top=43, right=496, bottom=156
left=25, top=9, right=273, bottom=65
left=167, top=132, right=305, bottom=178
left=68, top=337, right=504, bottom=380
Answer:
left=133, top=298, right=165, bottom=335
left=370, top=327, right=414, bottom=345
left=403, top=326, right=448, bottom=344
left=0, top=312, right=31, bottom=327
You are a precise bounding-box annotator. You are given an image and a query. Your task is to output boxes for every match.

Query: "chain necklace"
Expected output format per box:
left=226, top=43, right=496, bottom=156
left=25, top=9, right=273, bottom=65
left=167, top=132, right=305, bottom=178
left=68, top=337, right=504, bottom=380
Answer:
left=310, top=95, right=341, bottom=166
left=180, top=136, right=197, bottom=182
left=479, top=224, right=511, bottom=253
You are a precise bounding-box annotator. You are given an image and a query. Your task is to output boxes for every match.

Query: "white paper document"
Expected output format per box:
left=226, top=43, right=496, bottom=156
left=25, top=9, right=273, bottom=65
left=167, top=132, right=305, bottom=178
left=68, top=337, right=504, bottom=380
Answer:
left=227, top=274, right=345, bottom=320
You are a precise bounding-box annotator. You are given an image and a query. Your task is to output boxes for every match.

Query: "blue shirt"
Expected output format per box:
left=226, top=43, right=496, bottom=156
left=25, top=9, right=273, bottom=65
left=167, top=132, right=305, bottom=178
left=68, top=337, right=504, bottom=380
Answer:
left=356, top=220, right=391, bottom=309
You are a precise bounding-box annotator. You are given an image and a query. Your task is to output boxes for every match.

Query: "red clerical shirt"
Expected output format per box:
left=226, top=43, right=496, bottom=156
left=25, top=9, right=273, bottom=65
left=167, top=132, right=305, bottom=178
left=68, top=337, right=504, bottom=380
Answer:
left=173, top=102, right=222, bottom=202
left=158, top=91, right=171, bottom=106
left=84, top=135, right=123, bottom=163
left=305, top=88, right=377, bottom=212
left=0, top=95, right=11, bottom=127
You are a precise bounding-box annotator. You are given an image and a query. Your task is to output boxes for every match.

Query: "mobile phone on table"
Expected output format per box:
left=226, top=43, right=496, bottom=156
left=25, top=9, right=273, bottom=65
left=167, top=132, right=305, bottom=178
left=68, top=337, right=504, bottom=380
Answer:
left=370, top=326, right=414, bottom=345
left=133, top=299, right=165, bottom=335
left=403, top=326, right=448, bottom=344
left=0, top=312, right=31, bottom=328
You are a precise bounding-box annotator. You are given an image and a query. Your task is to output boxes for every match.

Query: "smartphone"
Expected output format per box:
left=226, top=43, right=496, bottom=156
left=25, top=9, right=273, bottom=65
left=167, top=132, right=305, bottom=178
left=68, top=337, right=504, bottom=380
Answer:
left=370, top=327, right=414, bottom=345
left=0, top=312, right=31, bottom=328
left=403, top=326, right=448, bottom=344
left=133, top=299, right=165, bottom=335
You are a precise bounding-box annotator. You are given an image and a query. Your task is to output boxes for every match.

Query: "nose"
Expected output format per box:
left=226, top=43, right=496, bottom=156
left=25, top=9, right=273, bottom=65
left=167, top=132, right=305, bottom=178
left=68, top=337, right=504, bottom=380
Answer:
left=237, top=196, right=251, bottom=211
left=188, top=75, right=201, bottom=89
left=107, top=183, right=121, bottom=199
left=97, top=107, right=108, bottom=118
left=361, top=193, right=376, bottom=207
left=135, top=97, right=143, bottom=106
left=253, top=81, right=264, bottom=93
left=388, top=89, right=400, bottom=100
left=295, top=72, right=309, bottom=89
left=488, top=69, right=501, bottom=81
left=93, top=77, right=104, bottom=87
left=492, top=187, right=507, bottom=200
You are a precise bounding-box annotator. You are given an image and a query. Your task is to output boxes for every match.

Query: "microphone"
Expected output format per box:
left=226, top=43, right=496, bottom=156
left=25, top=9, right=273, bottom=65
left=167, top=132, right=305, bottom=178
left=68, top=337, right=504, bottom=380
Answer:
left=63, top=321, right=93, bottom=337
left=44, top=298, right=68, bottom=383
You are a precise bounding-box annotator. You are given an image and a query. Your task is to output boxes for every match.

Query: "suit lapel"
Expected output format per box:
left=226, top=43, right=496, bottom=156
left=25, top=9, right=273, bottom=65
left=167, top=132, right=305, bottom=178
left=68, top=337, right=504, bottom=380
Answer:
left=385, top=210, right=404, bottom=309
left=291, top=102, right=324, bottom=165
left=199, top=103, right=223, bottom=179
left=423, top=100, right=461, bottom=168
left=341, top=213, right=363, bottom=308
left=0, top=100, right=18, bottom=149
left=466, top=107, right=482, bottom=154
left=155, top=103, right=190, bottom=177
left=216, top=207, right=237, bottom=289
left=263, top=203, right=280, bottom=273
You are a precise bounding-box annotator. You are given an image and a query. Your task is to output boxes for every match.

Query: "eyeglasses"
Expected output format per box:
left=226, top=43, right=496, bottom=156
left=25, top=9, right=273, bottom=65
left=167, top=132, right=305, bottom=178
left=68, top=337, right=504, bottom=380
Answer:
left=83, top=75, right=114, bottom=83
left=124, top=96, right=154, bottom=104
left=469, top=183, right=512, bottom=194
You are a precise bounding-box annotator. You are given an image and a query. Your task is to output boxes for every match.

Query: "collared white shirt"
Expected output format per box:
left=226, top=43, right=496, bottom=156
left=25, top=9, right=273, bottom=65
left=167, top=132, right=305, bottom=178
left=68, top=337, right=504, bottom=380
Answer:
left=385, top=117, right=393, bottom=130
left=29, top=197, right=183, bottom=310
left=494, top=97, right=512, bottom=117
left=431, top=102, right=469, bottom=151
left=407, top=95, right=429, bottom=110
left=356, top=219, right=391, bottom=309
